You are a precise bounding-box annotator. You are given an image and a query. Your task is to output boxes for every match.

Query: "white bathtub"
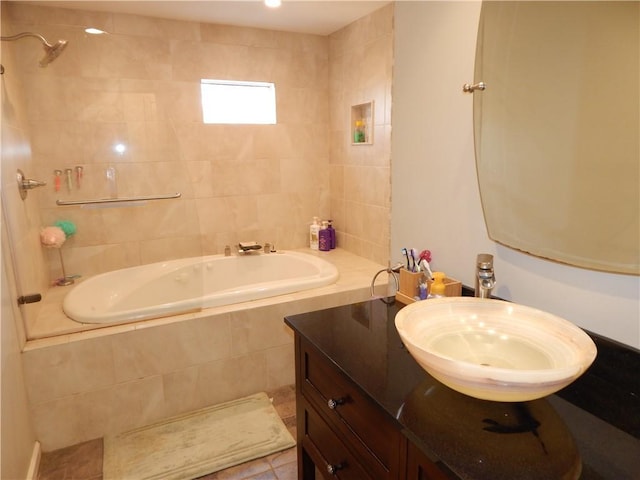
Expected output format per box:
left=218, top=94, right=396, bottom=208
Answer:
left=63, top=251, right=339, bottom=324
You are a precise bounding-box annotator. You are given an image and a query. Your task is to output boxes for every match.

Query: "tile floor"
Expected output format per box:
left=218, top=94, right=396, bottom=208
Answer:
left=38, top=385, right=298, bottom=480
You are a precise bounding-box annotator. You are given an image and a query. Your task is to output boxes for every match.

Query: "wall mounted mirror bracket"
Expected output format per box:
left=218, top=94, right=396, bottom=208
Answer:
left=463, top=81, right=486, bottom=93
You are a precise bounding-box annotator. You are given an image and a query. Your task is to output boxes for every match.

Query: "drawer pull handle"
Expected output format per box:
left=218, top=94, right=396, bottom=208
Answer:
left=326, top=463, right=343, bottom=475
left=327, top=398, right=344, bottom=409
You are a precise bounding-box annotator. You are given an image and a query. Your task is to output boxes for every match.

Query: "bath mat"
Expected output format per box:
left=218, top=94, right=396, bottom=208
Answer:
left=103, top=392, right=295, bottom=480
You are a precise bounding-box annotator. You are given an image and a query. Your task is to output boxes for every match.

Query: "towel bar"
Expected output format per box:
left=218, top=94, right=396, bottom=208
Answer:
left=56, top=192, right=181, bottom=206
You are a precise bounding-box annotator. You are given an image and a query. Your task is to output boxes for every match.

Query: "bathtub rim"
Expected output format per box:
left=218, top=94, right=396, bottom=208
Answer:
left=62, top=250, right=339, bottom=325
left=24, top=248, right=391, bottom=345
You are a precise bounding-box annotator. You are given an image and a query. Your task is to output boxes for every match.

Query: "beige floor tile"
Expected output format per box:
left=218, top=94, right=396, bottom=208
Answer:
left=273, top=461, right=297, bottom=480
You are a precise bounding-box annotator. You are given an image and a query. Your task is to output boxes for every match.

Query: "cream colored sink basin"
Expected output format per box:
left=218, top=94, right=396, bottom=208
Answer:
left=395, top=297, right=597, bottom=402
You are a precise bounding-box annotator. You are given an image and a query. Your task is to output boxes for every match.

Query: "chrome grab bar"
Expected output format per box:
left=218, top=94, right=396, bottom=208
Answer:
left=56, top=192, right=181, bottom=206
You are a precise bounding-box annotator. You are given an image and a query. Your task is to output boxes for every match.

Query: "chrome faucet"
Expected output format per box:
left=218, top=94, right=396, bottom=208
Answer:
left=475, top=253, right=496, bottom=298
left=237, top=242, right=263, bottom=254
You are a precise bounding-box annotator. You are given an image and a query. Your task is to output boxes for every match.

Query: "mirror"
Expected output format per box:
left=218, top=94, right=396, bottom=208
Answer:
left=474, top=1, right=639, bottom=275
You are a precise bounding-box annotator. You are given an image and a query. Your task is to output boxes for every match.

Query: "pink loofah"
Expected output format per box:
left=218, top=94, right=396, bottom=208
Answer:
left=40, top=226, right=66, bottom=248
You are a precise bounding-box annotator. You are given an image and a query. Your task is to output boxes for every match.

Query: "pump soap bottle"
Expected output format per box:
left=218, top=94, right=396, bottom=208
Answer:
left=429, top=272, right=447, bottom=298
left=309, top=217, right=320, bottom=250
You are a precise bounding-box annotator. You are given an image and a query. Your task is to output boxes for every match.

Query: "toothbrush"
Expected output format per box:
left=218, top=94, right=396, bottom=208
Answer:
left=54, top=170, right=62, bottom=192
left=410, top=248, right=419, bottom=272
left=401, top=248, right=410, bottom=270
left=65, top=168, right=73, bottom=192
left=75, top=166, right=83, bottom=189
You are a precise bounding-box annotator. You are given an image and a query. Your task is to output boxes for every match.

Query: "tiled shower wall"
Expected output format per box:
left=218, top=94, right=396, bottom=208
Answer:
left=5, top=1, right=393, bottom=287
left=6, top=2, right=332, bottom=282
left=329, top=5, right=393, bottom=266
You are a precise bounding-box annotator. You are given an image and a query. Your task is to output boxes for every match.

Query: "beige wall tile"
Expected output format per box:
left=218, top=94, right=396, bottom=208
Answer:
left=113, top=375, right=166, bottom=430
left=230, top=305, right=294, bottom=355
left=196, top=352, right=270, bottom=407
left=30, top=375, right=166, bottom=451
left=139, top=236, right=202, bottom=264
left=31, top=395, right=88, bottom=451
left=265, top=344, right=295, bottom=390
left=111, top=315, right=232, bottom=383
left=22, top=336, right=115, bottom=404
left=112, top=12, right=200, bottom=40
left=162, top=366, right=202, bottom=416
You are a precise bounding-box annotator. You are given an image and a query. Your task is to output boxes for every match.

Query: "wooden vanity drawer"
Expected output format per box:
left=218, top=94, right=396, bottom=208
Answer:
left=300, top=341, right=401, bottom=480
left=302, top=400, right=374, bottom=480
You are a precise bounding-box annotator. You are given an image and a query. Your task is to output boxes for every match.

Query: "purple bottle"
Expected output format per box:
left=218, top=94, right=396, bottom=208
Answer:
left=327, top=220, right=336, bottom=249
left=319, top=221, right=331, bottom=251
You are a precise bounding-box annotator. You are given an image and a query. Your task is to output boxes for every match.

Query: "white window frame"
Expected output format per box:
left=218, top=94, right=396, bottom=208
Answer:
left=200, top=79, right=277, bottom=125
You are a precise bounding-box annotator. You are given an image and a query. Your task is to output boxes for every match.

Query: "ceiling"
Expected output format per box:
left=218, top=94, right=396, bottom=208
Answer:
left=28, top=1, right=391, bottom=36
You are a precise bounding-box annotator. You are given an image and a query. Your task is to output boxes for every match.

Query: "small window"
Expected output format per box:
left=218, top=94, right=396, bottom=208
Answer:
left=200, top=79, right=277, bottom=124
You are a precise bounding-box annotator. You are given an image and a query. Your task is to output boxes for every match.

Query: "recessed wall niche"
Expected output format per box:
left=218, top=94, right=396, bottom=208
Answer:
left=351, top=101, right=374, bottom=145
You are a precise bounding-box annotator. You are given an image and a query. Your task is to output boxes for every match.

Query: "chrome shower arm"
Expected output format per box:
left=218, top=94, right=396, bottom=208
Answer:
left=1, top=31, right=68, bottom=69
left=1, top=32, right=51, bottom=46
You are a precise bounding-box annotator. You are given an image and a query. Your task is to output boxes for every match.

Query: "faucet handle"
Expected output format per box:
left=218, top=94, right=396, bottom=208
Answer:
left=476, top=253, right=494, bottom=270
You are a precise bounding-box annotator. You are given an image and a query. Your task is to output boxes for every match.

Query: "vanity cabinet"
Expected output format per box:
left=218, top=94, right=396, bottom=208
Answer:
left=294, top=334, right=449, bottom=480
left=287, top=299, right=640, bottom=480
left=406, top=442, right=454, bottom=480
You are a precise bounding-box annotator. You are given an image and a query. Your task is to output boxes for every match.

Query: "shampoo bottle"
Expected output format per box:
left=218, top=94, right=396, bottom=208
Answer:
left=319, top=220, right=331, bottom=251
left=309, top=217, right=320, bottom=250
left=327, top=220, right=336, bottom=249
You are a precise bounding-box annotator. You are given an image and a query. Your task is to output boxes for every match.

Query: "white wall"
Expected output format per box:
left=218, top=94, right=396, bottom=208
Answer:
left=391, top=1, right=640, bottom=348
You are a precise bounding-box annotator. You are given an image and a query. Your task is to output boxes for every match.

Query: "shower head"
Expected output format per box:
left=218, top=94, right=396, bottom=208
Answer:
left=40, top=38, right=68, bottom=67
left=0, top=32, right=68, bottom=67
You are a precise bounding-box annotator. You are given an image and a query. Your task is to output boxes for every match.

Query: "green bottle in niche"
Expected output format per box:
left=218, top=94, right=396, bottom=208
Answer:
left=354, top=120, right=365, bottom=143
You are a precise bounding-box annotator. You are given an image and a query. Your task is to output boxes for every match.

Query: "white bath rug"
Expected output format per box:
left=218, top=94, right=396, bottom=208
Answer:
left=103, top=392, right=295, bottom=480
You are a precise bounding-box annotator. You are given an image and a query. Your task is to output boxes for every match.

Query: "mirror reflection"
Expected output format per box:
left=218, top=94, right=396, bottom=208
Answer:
left=474, top=1, right=639, bottom=275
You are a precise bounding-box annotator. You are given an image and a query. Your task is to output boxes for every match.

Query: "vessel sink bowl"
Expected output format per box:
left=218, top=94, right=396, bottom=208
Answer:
left=395, top=297, right=597, bottom=402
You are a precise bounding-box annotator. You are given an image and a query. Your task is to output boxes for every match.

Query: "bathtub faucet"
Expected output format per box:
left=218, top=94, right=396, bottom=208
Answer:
left=237, top=242, right=263, bottom=254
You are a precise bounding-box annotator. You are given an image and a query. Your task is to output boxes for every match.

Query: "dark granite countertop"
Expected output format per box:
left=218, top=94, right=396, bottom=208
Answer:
left=285, top=297, right=640, bottom=480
